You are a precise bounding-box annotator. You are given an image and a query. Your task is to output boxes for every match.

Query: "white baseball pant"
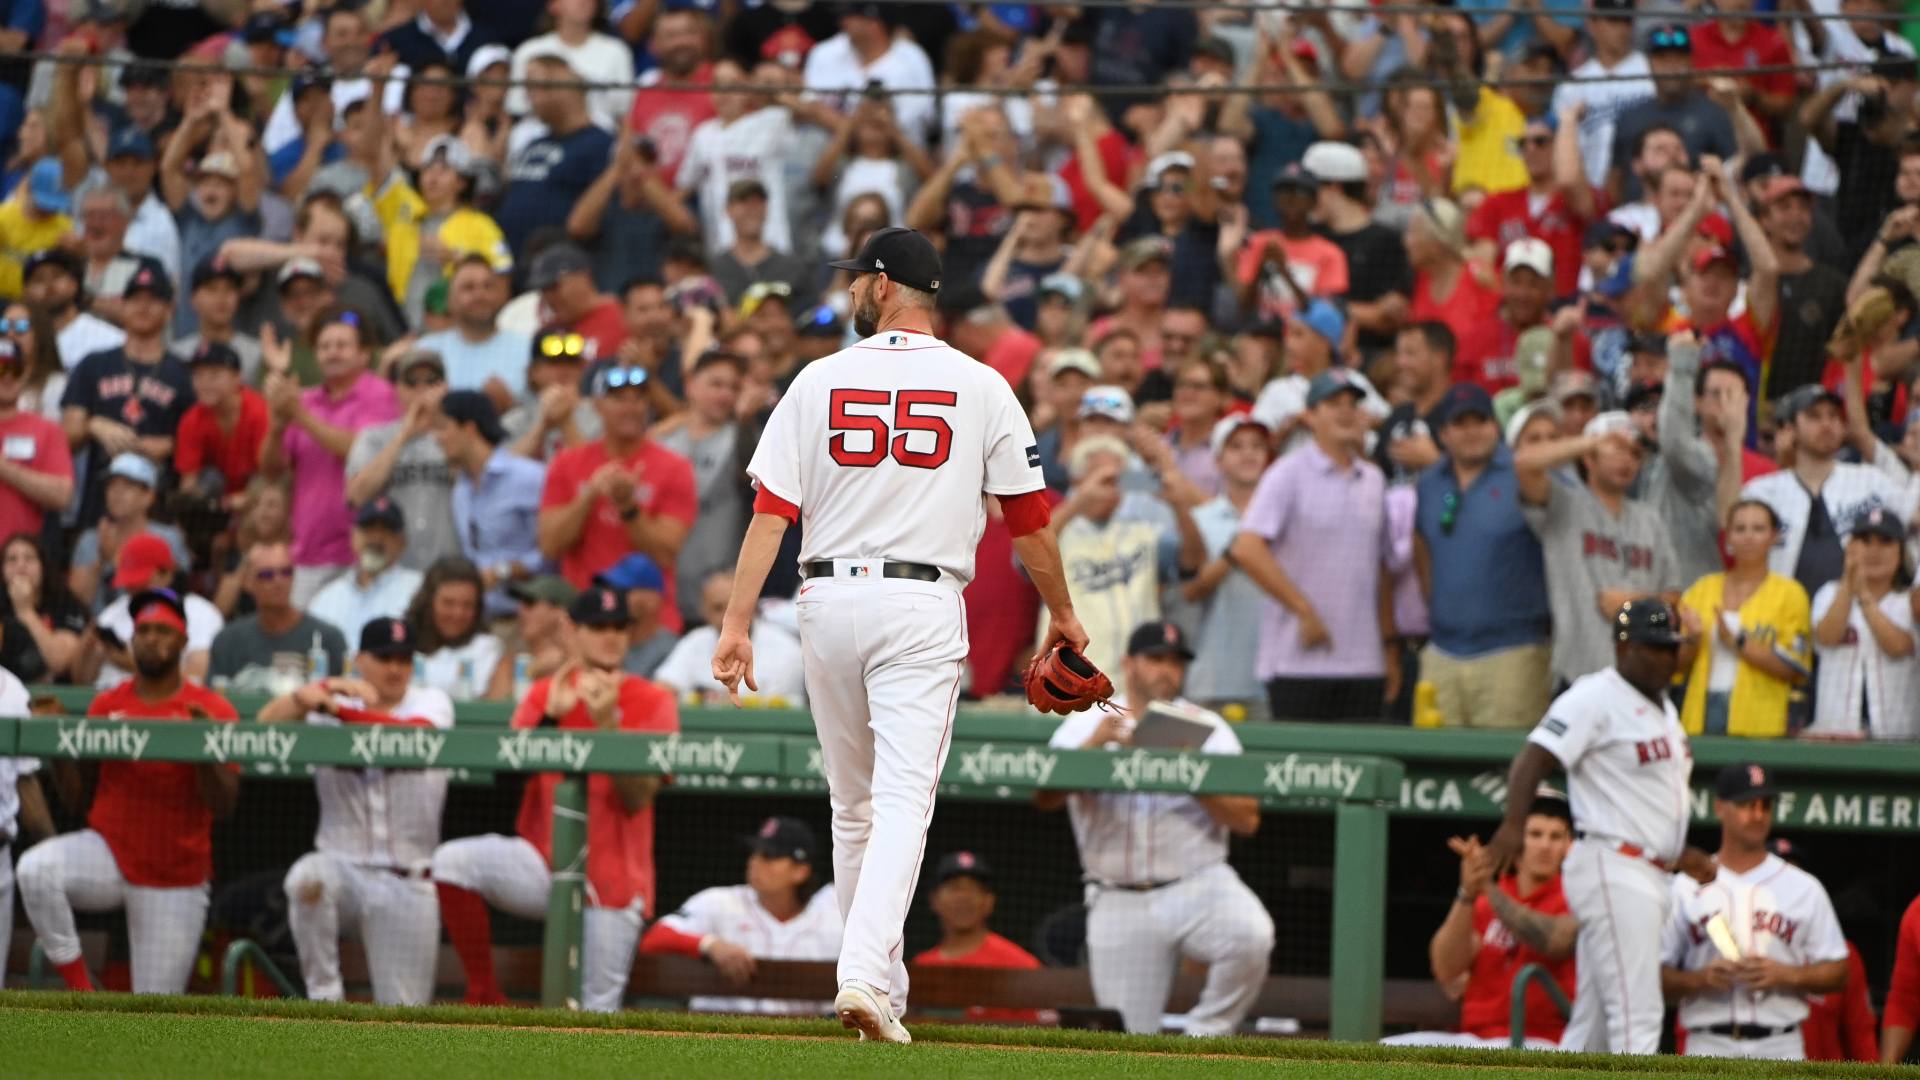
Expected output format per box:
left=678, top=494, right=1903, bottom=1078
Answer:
left=796, top=576, right=969, bottom=1015
left=1381, top=1031, right=1563, bottom=1051
left=16, top=829, right=209, bottom=994
left=1558, top=840, right=1671, bottom=1055
left=1684, top=1029, right=1805, bottom=1060
left=285, top=852, right=440, bottom=1005
left=430, top=833, right=643, bottom=1012
left=1084, top=862, right=1276, bottom=1036
left=0, top=848, right=13, bottom=982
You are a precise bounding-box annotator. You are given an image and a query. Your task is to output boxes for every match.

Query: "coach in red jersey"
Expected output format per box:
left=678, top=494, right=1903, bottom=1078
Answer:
left=1383, top=786, right=1578, bottom=1049
left=18, top=588, right=240, bottom=993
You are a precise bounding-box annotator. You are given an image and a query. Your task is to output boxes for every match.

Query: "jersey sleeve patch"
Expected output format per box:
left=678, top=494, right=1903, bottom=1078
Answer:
left=1541, top=717, right=1568, bottom=736
left=1026, top=444, right=1041, bottom=469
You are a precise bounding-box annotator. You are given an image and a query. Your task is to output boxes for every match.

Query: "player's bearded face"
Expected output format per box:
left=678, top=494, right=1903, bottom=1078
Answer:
left=852, top=275, right=882, bottom=337
left=132, top=622, right=186, bottom=678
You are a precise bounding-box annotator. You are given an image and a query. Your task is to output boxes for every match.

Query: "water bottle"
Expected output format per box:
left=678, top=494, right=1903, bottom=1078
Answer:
left=1414, top=681, right=1443, bottom=728
left=455, top=657, right=474, bottom=701
left=413, top=655, right=426, bottom=687
left=307, top=632, right=330, bottom=679
left=512, top=654, right=532, bottom=700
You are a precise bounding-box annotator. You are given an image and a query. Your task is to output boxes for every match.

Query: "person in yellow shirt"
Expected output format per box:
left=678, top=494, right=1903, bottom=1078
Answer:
left=372, top=135, right=511, bottom=329
left=0, top=159, right=76, bottom=299
left=1676, top=499, right=1811, bottom=738
left=1428, top=11, right=1530, bottom=202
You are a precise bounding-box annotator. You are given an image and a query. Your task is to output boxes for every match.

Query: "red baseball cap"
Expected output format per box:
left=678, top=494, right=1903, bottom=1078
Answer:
left=1690, top=244, right=1739, bottom=275
left=1695, top=212, right=1733, bottom=248
left=112, top=532, right=176, bottom=590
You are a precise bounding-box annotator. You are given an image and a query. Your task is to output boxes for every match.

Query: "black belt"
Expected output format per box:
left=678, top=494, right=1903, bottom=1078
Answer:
left=1698, top=1023, right=1799, bottom=1040
left=805, top=560, right=941, bottom=582
left=1093, top=878, right=1181, bottom=892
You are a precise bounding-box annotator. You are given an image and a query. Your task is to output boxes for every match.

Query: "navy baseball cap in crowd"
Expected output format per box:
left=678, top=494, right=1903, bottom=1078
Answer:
left=107, top=126, right=155, bottom=161
left=1531, top=782, right=1571, bottom=817
left=595, top=553, right=665, bottom=594
left=827, top=226, right=943, bottom=293
left=128, top=587, right=187, bottom=629
left=1613, top=598, right=1684, bottom=646
left=743, top=816, right=817, bottom=863
left=22, top=247, right=80, bottom=285
left=188, top=339, right=241, bottom=372
left=1775, top=382, right=1843, bottom=423
left=1433, top=383, right=1494, bottom=427
left=1305, top=368, right=1365, bottom=408
left=1583, top=219, right=1636, bottom=252
left=290, top=72, right=333, bottom=99
left=527, top=242, right=593, bottom=290
left=191, top=255, right=243, bottom=291
left=358, top=616, right=417, bottom=657
left=569, top=586, right=633, bottom=626
left=935, top=850, right=994, bottom=886
left=120, top=64, right=168, bottom=90
left=1850, top=505, right=1906, bottom=543
left=355, top=495, right=406, bottom=532
left=439, top=389, right=507, bottom=444
left=1717, top=762, right=1778, bottom=803
left=1127, top=619, right=1195, bottom=660
left=581, top=358, right=648, bottom=398
left=123, top=257, right=173, bottom=303
left=242, top=10, right=294, bottom=45
left=1271, top=162, right=1318, bottom=193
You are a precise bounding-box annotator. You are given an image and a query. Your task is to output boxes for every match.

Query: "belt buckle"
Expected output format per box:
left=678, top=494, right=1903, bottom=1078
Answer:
left=834, top=558, right=884, bottom=581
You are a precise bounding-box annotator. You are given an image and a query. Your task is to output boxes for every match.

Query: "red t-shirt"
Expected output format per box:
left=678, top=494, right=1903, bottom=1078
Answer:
left=1057, top=129, right=1140, bottom=235
left=1882, top=894, right=1920, bottom=1031
left=1467, top=189, right=1597, bottom=298
left=512, top=671, right=679, bottom=914
left=913, top=930, right=1043, bottom=1022
left=627, top=63, right=715, bottom=187
left=567, top=299, right=630, bottom=363
left=1411, top=265, right=1503, bottom=351
left=1692, top=21, right=1797, bottom=104
left=1236, top=230, right=1350, bottom=322
left=1458, top=874, right=1576, bottom=1042
left=1821, top=348, right=1910, bottom=431
left=174, top=388, right=269, bottom=495
left=982, top=325, right=1042, bottom=389
left=0, top=409, right=71, bottom=541
left=1803, top=942, right=1878, bottom=1062
left=1452, top=317, right=1593, bottom=394
left=86, top=681, right=240, bottom=888
left=539, top=438, right=698, bottom=631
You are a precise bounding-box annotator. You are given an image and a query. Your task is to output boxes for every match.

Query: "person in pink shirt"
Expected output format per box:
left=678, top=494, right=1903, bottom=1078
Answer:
left=258, top=307, right=402, bottom=607
left=1234, top=163, right=1349, bottom=323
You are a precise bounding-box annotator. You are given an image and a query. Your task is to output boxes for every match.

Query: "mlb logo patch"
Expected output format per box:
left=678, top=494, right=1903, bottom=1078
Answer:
left=888, top=334, right=905, bottom=345
left=849, top=565, right=870, bottom=578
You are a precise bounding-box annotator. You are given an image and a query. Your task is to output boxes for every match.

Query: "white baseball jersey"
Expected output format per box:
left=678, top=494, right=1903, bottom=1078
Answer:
left=656, top=882, right=843, bottom=1014
left=0, top=667, right=35, bottom=842
left=303, top=687, right=455, bottom=871
left=1049, top=702, right=1242, bottom=885
left=1661, top=854, right=1849, bottom=1032
left=747, top=330, right=1044, bottom=584
left=1807, top=583, right=1920, bottom=740
left=1528, top=667, right=1693, bottom=864
left=1742, top=466, right=1915, bottom=581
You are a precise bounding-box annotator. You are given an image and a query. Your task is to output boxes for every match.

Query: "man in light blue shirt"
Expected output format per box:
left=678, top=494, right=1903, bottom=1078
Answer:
left=415, top=256, right=532, bottom=407
left=307, top=497, right=427, bottom=641
left=437, top=390, right=546, bottom=619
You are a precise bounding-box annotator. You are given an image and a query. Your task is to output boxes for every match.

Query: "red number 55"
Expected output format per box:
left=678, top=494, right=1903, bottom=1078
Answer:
left=829, top=389, right=956, bottom=469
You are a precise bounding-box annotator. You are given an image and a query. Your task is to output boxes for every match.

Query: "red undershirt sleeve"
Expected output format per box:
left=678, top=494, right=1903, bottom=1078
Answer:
left=753, top=486, right=799, bottom=523
left=639, top=921, right=705, bottom=957
left=333, top=706, right=437, bottom=727
left=1000, top=489, right=1052, bottom=538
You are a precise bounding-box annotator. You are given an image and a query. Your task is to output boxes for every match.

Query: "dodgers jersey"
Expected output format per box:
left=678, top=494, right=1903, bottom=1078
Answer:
left=302, top=687, right=455, bottom=871
left=1661, top=853, right=1848, bottom=1031
left=746, top=330, right=1044, bottom=584
left=656, top=882, right=842, bottom=1015
left=1528, top=667, right=1693, bottom=864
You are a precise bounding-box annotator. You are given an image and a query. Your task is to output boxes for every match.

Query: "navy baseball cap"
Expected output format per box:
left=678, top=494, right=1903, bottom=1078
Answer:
left=290, top=72, right=333, bottom=99
left=1433, top=383, right=1494, bottom=427
left=122, top=256, right=173, bottom=303
left=188, top=339, right=241, bottom=372
left=1127, top=619, right=1194, bottom=660
left=569, top=586, right=633, bottom=626
left=1614, top=598, right=1684, bottom=646
left=107, top=126, right=155, bottom=161
left=1850, top=505, right=1906, bottom=543
left=358, top=616, right=416, bottom=657
left=1776, top=383, right=1843, bottom=423
left=355, top=496, right=406, bottom=531
left=1271, top=162, right=1319, bottom=193
left=1305, top=368, right=1365, bottom=408
left=581, top=359, right=648, bottom=398
left=439, top=389, right=507, bottom=444
left=191, top=254, right=243, bottom=291
left=1717, top=762, right=1778, bottom=803
left=743, top=816, right=817, bottom=863
left=827, top=226, right=942, bottom=293
left=934, top=850, right=994, bottom=885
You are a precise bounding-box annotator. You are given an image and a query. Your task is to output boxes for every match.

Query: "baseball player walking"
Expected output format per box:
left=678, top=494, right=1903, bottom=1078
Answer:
left=258, top=618, right=456, bottom=1006
left=1486, top=598, right=1717, bottom=1054
left=713, top=226, right=1087, bottom=1043
left=18, top=589, right=241, bottom=993
left=1662, top=763, right=1849, bottom=1060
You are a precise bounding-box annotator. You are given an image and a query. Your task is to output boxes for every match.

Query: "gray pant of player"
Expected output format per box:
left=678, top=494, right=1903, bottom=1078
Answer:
left=1559, top=840, right=1671, bottom=1054
left=1685, top=1028, right=1806, bottom=1060
left=285, top=852, right=440, bottom=1005
left=0, top=846, right=12, bottom=983
left=17, top=829, right=210, bottom=993
left=431, top=833, right=643, bottom=1012
left=1085, top=862, right=1276, bottom=1036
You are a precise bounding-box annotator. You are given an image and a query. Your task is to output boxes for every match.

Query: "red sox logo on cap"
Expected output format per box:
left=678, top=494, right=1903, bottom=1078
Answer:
left=760, top=818, right=779, bottom=838
left=391, top=619, right=404, bottom=637
left=602, top=591, right=617, bottom=611
left=1748, top=765, right=1766, bottom=787
left=956, top=852, right=975, bottom=869
left=1164, top=625, right=1178, bottom=644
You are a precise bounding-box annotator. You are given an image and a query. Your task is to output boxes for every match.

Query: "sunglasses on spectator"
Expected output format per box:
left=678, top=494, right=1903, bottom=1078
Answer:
left=1648, top=26, right=1690, bottom=49
left=254, top=566, right=295, bottom=581
left=539, top=333, right=587, bottom=359
left=0, top=318, right=29, bottom=334
left=600, top=366, right=649, bottom=391
left=1520, top=135, right=1553, bottom=148
left=1440, top=491, right=1461, bottom=536
left=403, top=372, right=444, bottom=388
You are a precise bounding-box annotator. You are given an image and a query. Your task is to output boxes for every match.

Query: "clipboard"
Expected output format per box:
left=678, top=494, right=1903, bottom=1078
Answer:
left=1130, top=702, right=1221, bottom=750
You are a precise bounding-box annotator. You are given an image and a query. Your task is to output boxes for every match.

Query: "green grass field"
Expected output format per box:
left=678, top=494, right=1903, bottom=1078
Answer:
left=3, top=993, right=1914, bottom=1080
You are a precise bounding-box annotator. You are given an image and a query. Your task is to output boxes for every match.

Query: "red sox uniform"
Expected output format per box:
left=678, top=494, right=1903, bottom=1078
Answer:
left=645, top=882, right=843, bottom=1014
left=0, top=669, right=36, bottom=976
left=1526, top=667, right=1693, bottom=1054
left=17, top=680, right=240, bottom=993
left=746, top=322, right=1049, bottom=1018
left=1662, top=852, right=1849, bottom=1059
left=284, top=686, right=454, bottom=1005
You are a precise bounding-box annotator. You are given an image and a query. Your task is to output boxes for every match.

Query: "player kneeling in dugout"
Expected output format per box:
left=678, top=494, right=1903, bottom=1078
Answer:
left=639, top=815, right=842, bottom=1015
left=257, top=618, right=455, bottom=1006
left=1661, top=763, right=1849, bottom=1060
left=1035, top=620, right=1275, bottom=1036
left=1385, top=785, right=1578, bottom=1050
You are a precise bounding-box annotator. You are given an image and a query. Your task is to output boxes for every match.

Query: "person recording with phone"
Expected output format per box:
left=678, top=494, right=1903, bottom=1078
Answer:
left=568, top=117, right=698, bottom=297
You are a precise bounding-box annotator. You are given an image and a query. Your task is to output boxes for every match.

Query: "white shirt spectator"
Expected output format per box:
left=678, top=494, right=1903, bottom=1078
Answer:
left=308, top=566, right=427, bottom=644
left=506, top=34, right=635, bottom=134
left=653, top=882, right=842, bottom=1014
left=1048, top=702, right=1242, bottom=885
left=262, top=77, right=407, bottom=156
left=92, top=590, right=225, bottom=689
left=678, top=106, right=796, bottom=255
left=1795, top=1, right=1916, bottom=195
left=653, top=618, right=807, bottom=706
left=801, top=32, right=937, bottom=149
left=1742, top=466, right=1915, bottom=580
left=1552, top=52, right=1656, bottom=189
left=414, top=634, right=504, bottom=702
left=55, top=313, right=126, bottom=370
left=302, top=686, right=456, bottom=870
left=1250, top=371, right=1389, bottom=456
left=1807, top=581, right=1918, bottom=740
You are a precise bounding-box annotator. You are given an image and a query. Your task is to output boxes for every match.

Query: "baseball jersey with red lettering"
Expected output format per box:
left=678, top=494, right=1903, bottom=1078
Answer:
left=87, top=681, right=240, bottom=887
left=746, top=330, right=1043, bottom=582
left=511, top=672, right=678, bottom=914
left=1661, top=853, right=1848, bottom=1031
left=1458, top=875, right=1577, bottom=1041
left=1527, top=668, right=1693, bottom=864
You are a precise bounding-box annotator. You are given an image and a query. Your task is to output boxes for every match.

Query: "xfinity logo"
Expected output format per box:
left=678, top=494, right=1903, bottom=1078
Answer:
left=497, top=729, right=594, bottom=771
left=1110, top=749, right=1210, bottom=793
left=805, top=746, right=825, bottom=776
left=351, top=727, right=445, bottom=767
left=56, top=721, right=149, bottom=760
left=1263, top=754, right=1364, bottom=798
left=957, top=743, right=1057, bottom=786
left=645, top=735, right=745, bottom=775
left=203, top=725, right=299, bottom=768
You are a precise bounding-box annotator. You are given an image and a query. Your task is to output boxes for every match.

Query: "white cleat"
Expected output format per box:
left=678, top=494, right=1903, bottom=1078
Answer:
left=835, top=979, right=912, bottom=1044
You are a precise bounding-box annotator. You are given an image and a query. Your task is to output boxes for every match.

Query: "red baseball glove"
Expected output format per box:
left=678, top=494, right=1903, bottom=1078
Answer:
left=1023, top=641, right=1115, bottom=715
